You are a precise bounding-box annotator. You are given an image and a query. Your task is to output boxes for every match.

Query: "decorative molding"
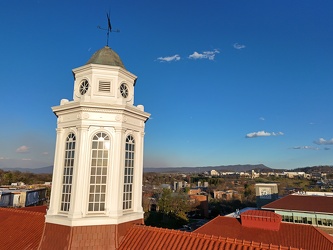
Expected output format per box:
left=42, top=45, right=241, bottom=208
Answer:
left=126, top=130, right=134, bottom=135
left=53, top=103, right=149, bottom=119
left=77, top=113, right=90, bottom=120
left=115, top=115, right=122, bottom=121
left=115, top=115, right=128, bottom=123
left=56, top=128, right=63, bottom=133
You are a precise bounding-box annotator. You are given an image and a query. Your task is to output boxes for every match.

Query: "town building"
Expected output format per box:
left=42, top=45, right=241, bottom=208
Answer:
left=283, top=171, right=307, bottom=178
left=213, top=189, right=238, bottom=200
left=255, top=183, right=279, bottom=208
left=193, top=210, right=333, bottom=250
left=262, top=192, right=333, bottom=229
left=0, top=188, right=47, bottom=208
left=189, top=193, right=209, bottom=218
left=210, top=169, right=220, bottom=176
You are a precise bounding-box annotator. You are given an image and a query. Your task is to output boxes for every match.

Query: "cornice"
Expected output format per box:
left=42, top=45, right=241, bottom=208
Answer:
left=72, top=64, right=137, bottom=80
left=52, top=102, right=150, bottom=120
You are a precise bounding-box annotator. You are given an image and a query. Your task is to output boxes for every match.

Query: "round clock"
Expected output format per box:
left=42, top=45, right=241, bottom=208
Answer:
left=79, top=80, right=89, bottom=95
left=120, top=83, right=129, bottom=98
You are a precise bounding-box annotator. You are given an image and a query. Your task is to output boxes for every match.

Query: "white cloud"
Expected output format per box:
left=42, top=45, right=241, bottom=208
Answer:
left=272, top=132, right=284, bottom=136
left=22, top=158, right=32, bottom=161
left=188, top=49, right=220, bottom=60
left=313, top=138, right=333, bottom=145
left=259, top=117, right=265, bottom=121
left=157, top=54, right=181, bottom=62
left=292, top=146, right=319, bottom=150
left=233, top=43, right=246, bottom=50
left=42, top=152, right=49, bottom=155
left=16, top=145, right=30, bottom=153
left=245, top=130, right=284, bottom=138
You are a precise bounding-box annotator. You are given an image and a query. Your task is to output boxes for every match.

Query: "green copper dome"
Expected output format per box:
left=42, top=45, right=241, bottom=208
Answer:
left=86, top=46, right=125, bottom=69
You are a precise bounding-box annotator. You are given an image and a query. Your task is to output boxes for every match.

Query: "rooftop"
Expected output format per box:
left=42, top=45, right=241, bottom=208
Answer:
left=118, top=224, right=301, bottom=250
left=0, top=207, right=46, bottom=250
left=85, top=46, right=125, bottom=69
left=194, top=211, right=333, bottom=250
left=262, top=194, right=333, bottom=214
left=1, top=207, right=332, bottom=249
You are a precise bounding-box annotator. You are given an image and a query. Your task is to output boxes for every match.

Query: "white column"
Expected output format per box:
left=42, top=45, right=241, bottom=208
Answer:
left=107, top=126, right=125, bottom=218
left=47, top=128, right=65, bottom=216
left=68, top=125, right=90, bottom=219
left=133, top=131, right=145, bottom=213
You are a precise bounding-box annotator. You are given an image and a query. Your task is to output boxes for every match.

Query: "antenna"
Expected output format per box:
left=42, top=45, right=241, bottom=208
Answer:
left=97, top=11, right=120, bottom=46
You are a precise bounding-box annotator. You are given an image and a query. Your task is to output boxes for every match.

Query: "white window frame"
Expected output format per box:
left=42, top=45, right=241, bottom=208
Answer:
left=60, top=133, right=76, bottom=212
left=88, top=132, right=110, bottom=213
left=123, top=135, right=135, bottom=211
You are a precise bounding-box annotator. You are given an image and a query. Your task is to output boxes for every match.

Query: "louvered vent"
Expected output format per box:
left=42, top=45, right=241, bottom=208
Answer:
left=99, top=81, right=111, bottom=92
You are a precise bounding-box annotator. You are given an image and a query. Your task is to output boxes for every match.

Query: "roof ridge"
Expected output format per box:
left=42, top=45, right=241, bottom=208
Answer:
left=312, top=226, right=333, bottom=243
left=262, top=194, right=333, bottom=214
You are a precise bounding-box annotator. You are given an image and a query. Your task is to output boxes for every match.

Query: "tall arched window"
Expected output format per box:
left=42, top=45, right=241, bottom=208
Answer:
left=88, top=132, right=110, bottom=212
left=123, top=135, right=135, bottom=210
left=60, top=133, right=76, bottom=212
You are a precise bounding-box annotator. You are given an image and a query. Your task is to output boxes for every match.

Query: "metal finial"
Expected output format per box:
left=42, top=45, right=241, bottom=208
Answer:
left=97, top=11, right=120, bottom=46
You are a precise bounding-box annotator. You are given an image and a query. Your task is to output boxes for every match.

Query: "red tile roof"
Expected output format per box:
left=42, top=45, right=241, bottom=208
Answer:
left=262, top=194, right=333, bottom=214
left=0, top=207, right=46, bottom=250
left=18, top=205, right=48, bottom=213
left=118, top=225, right=302, bottom=250
left=1, top=205, right=332, bottom=250
left=242, top=209, right=281, bottom=219
left=241, top=210, right=282, bottom=231
left=39, top=219, right=143, bottom=249
left=194, top=214, right=333, bottom=250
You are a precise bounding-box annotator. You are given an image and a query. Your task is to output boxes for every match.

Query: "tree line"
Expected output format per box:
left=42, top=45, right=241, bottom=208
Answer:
left=0, top=169, right=52, bottom=186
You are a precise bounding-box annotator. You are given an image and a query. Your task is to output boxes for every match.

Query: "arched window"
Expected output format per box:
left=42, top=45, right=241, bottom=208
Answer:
left=88, top=132, right=110, bottom=212
left=123, top=135, right=135, bottom=210
left=60, top=133, right=76, bottom=212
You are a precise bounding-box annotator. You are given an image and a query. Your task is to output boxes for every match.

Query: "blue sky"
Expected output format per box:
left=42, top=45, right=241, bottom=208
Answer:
left=0, top=0, right=332, bottom=170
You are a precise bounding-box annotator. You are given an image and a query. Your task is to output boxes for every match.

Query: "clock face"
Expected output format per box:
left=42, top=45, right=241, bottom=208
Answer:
left=120, top=83, right=129, bottom=98
left=79, top=80, right=89, bottom=95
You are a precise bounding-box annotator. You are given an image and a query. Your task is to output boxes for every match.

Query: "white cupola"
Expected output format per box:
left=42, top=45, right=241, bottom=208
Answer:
left=40, top=46, right=150, bottom=249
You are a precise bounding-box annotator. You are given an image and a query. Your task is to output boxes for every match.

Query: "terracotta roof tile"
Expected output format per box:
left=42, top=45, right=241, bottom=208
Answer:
left=194, top=215, right=333, bottom=250
left=118, top=225, right=303, bottom=250
left=242, top=209, right=281, bottom=219
left=1, top=203, right=331, bottom=250
left=240, top=210, right=282, bottom=231
left=18, top=205, right=48, bottom=213
left=0, top=207, right=45, bottom=250
left=262, top=194, right=333, bottom=214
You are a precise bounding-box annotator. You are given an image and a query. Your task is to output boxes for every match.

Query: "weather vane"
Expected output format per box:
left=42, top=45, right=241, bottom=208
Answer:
left=97, top=11, right=120, bottom=47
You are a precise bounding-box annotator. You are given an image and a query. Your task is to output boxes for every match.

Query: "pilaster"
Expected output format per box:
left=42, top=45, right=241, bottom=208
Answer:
left=133, top=131, right=145, bottom=213
left=47, top=128, right=65, bottom=216
left=108, top=126, right=126, bottom=217
left=68, top=125, right=90, bottom=219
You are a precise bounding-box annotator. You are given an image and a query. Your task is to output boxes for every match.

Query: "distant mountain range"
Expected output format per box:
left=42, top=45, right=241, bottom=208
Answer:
left=2, top=166, right=53, bottom=174
left=1, top=164, right=270, bottom=174
left=2, top=164, right=332, bottom=175
left=144, top=164, right=271, bottom=173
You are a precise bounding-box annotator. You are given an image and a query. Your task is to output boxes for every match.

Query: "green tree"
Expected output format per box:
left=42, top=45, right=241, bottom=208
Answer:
left=243, top=183, right=256, bottom=202
left=158, top=189, right=191, bottom=216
